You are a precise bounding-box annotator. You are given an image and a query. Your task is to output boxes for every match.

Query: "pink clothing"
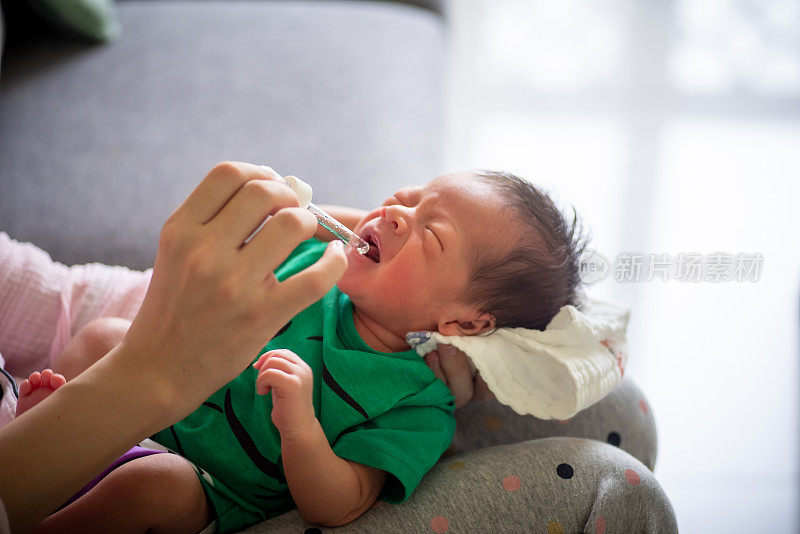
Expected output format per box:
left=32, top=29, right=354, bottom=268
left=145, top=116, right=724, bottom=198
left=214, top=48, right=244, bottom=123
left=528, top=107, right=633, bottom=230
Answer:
left=0, top=232, right=152, bottom=424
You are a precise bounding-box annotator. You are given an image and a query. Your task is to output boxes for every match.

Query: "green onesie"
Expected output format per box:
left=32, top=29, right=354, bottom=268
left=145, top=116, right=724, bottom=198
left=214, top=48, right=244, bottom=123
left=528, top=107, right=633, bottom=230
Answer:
left=151, top=239, right=457, bottom=532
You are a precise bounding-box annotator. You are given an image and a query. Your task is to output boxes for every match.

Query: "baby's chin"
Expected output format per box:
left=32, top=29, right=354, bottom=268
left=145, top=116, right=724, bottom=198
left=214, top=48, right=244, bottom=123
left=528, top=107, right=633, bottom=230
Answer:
left=335, top=256, right=361, bottom=297
left=336, top=261, right=382, bottom=316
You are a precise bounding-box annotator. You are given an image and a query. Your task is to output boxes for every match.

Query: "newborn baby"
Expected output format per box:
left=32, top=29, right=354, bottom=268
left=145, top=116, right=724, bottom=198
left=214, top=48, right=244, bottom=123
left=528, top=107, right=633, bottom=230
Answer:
left=20, top=169, right=587, bottom=533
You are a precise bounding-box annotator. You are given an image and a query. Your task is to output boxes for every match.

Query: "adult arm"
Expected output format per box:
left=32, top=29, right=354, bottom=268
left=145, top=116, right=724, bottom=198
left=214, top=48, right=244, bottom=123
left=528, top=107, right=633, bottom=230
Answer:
left=0, top=162, right=348, bottom=532
left=424, top=344, right=495, bottom=408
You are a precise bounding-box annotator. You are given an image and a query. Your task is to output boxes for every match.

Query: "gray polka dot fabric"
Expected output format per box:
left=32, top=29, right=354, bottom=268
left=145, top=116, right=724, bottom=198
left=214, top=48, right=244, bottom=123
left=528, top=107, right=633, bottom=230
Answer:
left=239, top=377, right=677, bottom=533
left=451, top=376, right=659, bottom=471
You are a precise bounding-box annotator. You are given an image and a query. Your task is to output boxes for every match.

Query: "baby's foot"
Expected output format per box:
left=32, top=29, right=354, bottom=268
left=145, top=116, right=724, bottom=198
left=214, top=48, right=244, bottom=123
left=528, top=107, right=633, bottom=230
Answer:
left=16, top=369, right=67, bottom=417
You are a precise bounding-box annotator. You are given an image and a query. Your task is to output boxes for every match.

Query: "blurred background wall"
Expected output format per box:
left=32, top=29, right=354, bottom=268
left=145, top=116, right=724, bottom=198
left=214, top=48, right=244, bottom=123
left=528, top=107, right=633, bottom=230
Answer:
left=443, top=0, right=800, bottom=531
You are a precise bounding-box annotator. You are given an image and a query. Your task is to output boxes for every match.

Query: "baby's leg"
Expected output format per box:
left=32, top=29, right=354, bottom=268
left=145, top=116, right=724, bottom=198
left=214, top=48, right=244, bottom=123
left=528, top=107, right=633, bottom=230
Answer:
left=34, top=452, right=211, bottom=534
left=50, top=317, right=132, bottom=381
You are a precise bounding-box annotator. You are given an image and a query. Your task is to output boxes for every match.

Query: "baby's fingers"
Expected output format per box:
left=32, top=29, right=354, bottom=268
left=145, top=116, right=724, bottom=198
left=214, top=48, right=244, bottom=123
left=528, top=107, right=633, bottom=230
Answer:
left=253, top=350, right=302, bottom=370
left=253, top=354, right=270, bottom=370
left=256, top=369, right=273, bottom=395
left=258, top=355, right=303, bottom=376
left=255, top=367, right=296, bottom=396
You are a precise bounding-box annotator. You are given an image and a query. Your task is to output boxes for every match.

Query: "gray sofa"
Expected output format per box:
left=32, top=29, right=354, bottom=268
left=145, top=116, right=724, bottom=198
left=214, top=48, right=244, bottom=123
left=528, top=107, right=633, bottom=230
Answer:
left=0, top=0, right=445, bottom=269
left=0, top=1, right=677, bottom=531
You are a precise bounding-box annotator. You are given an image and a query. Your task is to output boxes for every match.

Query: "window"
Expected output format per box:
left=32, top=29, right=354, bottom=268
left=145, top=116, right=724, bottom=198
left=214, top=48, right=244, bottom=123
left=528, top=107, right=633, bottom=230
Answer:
left=446, top=1, right=800, bottom=530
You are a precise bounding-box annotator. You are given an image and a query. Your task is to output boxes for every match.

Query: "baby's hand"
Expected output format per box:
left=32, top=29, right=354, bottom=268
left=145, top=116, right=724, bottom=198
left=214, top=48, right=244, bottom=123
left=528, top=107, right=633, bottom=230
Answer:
left=253, top=350, right=316, bottom=438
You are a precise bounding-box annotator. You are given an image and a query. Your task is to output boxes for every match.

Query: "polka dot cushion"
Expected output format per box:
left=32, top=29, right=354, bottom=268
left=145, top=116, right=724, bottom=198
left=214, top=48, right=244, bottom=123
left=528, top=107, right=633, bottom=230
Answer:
left=449, top=375, right=658, bottom=471
left=236, top=377, right=677, bottom=532
left=243, top=438, right=676, bottom=533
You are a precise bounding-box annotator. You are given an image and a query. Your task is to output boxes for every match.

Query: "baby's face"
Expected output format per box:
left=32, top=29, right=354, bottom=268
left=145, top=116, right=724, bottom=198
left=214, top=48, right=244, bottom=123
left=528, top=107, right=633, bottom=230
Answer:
left=337, top=172, right=515, bottom=337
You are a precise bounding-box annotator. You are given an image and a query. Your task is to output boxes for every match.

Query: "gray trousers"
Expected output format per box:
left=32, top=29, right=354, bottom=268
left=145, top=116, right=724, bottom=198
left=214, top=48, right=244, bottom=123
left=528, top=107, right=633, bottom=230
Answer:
left=252, top=376, right=678, bottom=533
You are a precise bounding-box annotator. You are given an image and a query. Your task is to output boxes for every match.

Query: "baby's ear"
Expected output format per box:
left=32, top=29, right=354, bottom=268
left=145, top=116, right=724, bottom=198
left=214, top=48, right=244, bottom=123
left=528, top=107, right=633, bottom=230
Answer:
left=438, top=311, right=496, bottom=336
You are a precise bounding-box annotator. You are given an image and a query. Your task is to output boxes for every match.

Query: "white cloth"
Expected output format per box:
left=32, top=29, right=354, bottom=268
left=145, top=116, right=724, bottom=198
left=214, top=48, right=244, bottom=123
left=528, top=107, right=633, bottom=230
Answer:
left=406, top=297, right=630, bottom=420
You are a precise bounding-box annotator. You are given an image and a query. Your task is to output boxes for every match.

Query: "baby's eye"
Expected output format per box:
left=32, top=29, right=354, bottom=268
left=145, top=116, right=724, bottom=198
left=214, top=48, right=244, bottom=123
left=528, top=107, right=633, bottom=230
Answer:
left=426, top=226, right=443, bottom=250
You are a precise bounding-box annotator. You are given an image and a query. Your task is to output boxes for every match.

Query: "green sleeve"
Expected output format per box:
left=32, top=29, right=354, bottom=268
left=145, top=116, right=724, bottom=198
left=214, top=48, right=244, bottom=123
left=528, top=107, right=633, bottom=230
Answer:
left=331, top=402, right=456, bottom=504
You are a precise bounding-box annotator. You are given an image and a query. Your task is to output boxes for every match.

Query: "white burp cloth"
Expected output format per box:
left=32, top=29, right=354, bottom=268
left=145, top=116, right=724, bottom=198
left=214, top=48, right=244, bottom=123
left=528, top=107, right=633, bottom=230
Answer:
left=405, top=297, right=630, bottom=420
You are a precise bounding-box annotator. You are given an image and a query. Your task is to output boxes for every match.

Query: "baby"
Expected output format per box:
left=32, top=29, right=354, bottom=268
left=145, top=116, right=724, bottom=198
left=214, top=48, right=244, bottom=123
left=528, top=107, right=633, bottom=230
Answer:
left=17, top=169, right=587, bottom=533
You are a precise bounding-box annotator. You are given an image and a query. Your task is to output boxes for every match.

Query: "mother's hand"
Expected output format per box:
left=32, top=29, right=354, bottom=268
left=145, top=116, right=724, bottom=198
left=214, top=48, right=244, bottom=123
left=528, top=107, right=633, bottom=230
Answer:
left=0, top=162, right=349, bottom=532
left=424, top=344, right=495, bottom=409
left=123, top=162, right=348, bottom=422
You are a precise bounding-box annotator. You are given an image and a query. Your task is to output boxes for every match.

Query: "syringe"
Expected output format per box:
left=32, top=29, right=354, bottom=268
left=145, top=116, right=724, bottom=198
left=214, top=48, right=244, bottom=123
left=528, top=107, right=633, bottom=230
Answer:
left=260, top=166, right=370, bottom=255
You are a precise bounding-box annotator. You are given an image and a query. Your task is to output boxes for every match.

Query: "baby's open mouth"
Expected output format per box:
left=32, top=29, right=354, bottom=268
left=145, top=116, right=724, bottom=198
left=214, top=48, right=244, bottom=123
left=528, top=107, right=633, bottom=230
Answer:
left=364, top=235, right=380, bottom=263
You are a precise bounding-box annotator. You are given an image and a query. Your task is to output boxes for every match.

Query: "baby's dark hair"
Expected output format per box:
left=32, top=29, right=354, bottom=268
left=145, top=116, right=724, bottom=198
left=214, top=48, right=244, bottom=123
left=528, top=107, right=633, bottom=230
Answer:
left=464, top=170, right=590, bottom=331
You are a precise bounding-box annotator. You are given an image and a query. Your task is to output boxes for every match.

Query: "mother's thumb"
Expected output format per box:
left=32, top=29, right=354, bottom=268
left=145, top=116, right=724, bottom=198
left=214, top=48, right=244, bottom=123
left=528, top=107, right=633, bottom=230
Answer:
left=322, top=240, right=348, bottom=275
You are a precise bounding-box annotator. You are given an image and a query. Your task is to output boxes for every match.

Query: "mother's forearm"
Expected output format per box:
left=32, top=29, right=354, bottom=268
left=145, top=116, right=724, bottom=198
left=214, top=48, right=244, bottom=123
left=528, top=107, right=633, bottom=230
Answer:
left=0, top=345, right=177, bottom=532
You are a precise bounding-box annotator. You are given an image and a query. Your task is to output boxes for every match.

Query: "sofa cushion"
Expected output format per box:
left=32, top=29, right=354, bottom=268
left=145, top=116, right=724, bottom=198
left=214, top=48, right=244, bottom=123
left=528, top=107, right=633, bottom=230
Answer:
left=0, top=1, right=445, bottom=269
left=242, top=437, right=676, bottom=533
left=450, top=376, right=659, bottom=471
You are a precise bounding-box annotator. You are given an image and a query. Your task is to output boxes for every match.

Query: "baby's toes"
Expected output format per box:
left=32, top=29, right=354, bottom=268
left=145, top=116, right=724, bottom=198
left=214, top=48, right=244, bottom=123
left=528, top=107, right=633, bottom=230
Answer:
left=49, top=373, right=67, bottom=390
left=28, top=371, right=42, bottom=388
left=40, top=368, right=54, bottom=384
left=18, top=379, right=32, bottom=398
left=39, top=369, right=66, bottom=390
left=16, top=369, right=67, bottom=418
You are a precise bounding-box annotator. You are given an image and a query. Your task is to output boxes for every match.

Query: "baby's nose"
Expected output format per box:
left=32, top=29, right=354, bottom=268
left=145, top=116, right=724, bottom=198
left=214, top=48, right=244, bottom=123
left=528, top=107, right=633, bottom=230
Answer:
left=382, top=206, right=403, bottom=231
